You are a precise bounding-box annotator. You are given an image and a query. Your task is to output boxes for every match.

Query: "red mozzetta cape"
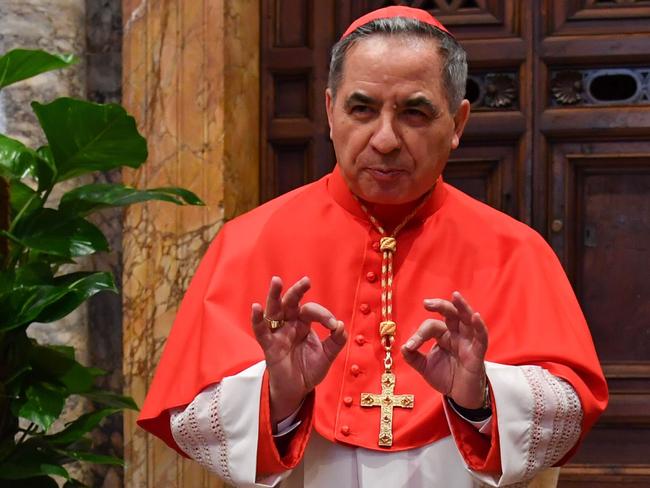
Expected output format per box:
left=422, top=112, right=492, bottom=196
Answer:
left=138, top=166, right=608, bottom=465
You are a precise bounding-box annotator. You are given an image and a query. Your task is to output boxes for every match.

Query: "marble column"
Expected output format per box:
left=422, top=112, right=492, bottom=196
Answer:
left=121, top=0, right=260, bottom=486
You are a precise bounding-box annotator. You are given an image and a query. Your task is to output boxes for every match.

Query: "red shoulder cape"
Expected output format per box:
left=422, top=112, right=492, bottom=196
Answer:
left=138, top=167, right=608, bottom=458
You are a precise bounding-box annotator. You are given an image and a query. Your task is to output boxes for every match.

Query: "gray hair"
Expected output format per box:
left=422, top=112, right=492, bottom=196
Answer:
left=328, top=17, right=468, bottom=113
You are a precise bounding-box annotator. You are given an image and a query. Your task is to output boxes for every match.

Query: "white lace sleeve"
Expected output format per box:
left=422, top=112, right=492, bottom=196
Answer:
left=169, top=361, right=291, bottom=488
left=447, top=362, right=583, bottom=487
left=170, top=383, right=230, bottom=480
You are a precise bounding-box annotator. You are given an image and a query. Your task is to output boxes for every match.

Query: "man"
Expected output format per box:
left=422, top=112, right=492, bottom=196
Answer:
left=138, top=6, right=608, bottom=487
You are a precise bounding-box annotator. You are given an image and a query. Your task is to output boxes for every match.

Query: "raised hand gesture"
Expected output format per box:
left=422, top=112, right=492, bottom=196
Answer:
left=401, top=291, right=488, bottom=409
left=252, top=276, right=347, bottom=426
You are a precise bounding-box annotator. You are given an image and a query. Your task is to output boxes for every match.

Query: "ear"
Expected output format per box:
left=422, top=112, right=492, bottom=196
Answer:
left=450, top=99, right=471, bottom=150
left=325, top=88, right=334, bottom=139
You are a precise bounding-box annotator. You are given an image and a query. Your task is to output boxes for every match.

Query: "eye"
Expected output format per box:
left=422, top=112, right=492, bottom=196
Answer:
left=349, top=105, right=375, bottom=116
left=404, top=108, right=427, bottom=118
left=402, top=108, right=430, bottom=124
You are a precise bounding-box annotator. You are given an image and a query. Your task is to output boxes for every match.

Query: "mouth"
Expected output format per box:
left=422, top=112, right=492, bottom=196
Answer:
left=364, top=167, right=406, bottom=182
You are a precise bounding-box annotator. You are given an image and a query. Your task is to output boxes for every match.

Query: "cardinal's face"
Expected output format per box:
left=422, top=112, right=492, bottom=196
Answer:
left=326, top=35, right=469, bottom=205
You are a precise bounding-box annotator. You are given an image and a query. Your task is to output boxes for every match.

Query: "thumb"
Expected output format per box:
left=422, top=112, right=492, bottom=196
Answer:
left=321, top=320, right=347, bottom=362
left=251, top=302, right=272, bottom=349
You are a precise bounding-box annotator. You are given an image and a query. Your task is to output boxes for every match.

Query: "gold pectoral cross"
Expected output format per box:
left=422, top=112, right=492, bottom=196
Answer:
left=361, top=372, right=414, bottom=447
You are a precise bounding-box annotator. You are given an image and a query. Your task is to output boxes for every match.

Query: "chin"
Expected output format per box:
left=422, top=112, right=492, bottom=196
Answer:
left=358, top=187, right=415, bottom=205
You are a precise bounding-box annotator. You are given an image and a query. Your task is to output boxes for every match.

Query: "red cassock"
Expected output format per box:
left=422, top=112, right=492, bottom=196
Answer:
left=138, top=166, right=608, bottom=470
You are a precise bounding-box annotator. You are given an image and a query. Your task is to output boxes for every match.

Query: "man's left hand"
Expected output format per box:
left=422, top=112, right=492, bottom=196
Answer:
left=401, top=291, right=488, bottom=409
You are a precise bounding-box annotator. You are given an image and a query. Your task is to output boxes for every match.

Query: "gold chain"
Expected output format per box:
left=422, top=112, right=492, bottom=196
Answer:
left=355, top=191, right=432, bottom=371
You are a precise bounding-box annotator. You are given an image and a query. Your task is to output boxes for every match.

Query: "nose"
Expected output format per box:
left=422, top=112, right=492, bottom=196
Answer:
left=369, top=114, right=401, bottom=154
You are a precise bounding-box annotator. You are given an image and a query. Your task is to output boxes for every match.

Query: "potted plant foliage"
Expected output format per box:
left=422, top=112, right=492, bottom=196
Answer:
left=0, top=49, right=203, bottom=487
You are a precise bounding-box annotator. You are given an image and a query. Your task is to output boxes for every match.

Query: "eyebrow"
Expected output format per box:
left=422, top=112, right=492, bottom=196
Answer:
left=344, top=91, right=439, bottom=115
left=344, top=91, right=377, bottom=109
left=404, top=95, right=438, bottom=114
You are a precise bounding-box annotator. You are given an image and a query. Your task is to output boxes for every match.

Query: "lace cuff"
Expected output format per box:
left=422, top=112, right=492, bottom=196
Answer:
left=170, top=383, right=231, bottom=482
left=520, top=366, right=583, bottom=477
left=464, top=362, right=583, bottom=487
left=169, top=361, right=288, bottom=487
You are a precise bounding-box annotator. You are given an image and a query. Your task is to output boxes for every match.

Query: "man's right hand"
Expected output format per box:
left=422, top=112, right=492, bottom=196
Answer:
left=252, top=276, right=347, bottom=427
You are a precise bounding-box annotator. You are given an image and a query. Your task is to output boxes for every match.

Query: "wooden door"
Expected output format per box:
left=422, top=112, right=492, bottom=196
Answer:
left=260, top=1, right=650, bottom=486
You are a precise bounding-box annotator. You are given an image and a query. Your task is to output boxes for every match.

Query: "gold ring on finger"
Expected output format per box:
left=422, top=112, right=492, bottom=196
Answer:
left=263, top=314, right=285, bottom=331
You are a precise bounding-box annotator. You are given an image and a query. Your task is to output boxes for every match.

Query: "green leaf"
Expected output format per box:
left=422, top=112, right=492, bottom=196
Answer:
left=27, top=251, right=75, bottom=268
left=0, top=49, right=77, bottom=89
left=0, top=476, right=60, bottom=487
left=12, top=209, right=109, bottom=258
left=4, top=365, right=32, bottom=389
left=82, top=390, right=138, bottom=410
left=45, top=408, right=119, bottom=446
left=0, top=134, right=36, bottom=179
left=0, top=271, right=116, bottom=330
left=58, top=450, right=124, bottom=466
left=0, top=437, right=70, bottom=481
left=29, top=344, right=95, bottom=394
left=33, top=146, right=57, bottom=191
left=15, top=262, right=54, bottom=285
left=63, top=479, right=89, bottom=488
left=31, top=98, right=147, bottom=182
left=59, top=184, right=204, bottom=216
left=46, top=344, right=75, bottom=360
left=18, top=382, right=66, bottom=431
left=36, top=272, right=117, bottom=323
left=0, top=331, right=32, bottom=394
left=86, top=367, right=107, bottom=377
left=0, top=270, right=13, bottom=294
left=0, top=284, right=70, bottom=330
left=9, top=180, right=40, bottom=217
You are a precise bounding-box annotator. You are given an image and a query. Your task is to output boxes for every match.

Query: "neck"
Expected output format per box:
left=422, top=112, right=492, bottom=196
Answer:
left=361, top=191, right=432, bottom=233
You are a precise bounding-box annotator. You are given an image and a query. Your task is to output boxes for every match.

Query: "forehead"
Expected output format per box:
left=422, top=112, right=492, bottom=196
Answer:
left=339, top=35, right=444, bottom=96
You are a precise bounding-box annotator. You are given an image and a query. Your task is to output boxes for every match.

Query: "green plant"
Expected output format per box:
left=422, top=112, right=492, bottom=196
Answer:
left=0, top=49, right=203, bottom=486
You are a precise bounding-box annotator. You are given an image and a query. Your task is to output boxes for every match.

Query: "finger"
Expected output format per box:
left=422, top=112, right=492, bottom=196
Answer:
left=401, top=347, right=428, bottom=376
left=282, top=276, right=311, bottom=320
left=264, top=276, right=284, bottom=320
left=451, top=291, right=475, bottom=325
left=321, top=320, right=348, bottom=362
left=423, top=298, right=460, bottom=333
left=402, top=318, right=448, bottom=352
left=433, top=328, right=452, bottom=351
left=299, top=303, right=346, bottom=362
left=251, top=302, right=272, bottom=348
left=298, top=301, right=338, bottom=330
left=472, top=312, right=489, bottom=352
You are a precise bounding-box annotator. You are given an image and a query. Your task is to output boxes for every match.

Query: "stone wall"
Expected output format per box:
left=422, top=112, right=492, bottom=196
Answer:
left=86, top=2, right=126, bottom=487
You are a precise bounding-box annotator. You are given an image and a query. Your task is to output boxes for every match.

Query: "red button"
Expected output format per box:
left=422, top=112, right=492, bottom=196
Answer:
left=359, top=303, right=370, bottom=314
left=350, top=364, right=360, bottom=376
left=355, top=334, right=366, bottom=346
left=372, top=241, right=380, bottom=251
left=366, top=271, right=377, bottom=282
left=343, top=396, right=353, bottom=407
left=340, top=425, right=350, bottom=436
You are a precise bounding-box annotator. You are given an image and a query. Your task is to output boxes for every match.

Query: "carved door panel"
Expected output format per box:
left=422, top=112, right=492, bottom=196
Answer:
left=537, top=3, right=650, bottom=486
left=260, top=0, right=336, bottom=201
left=260, top=1, right=650, bottom=486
